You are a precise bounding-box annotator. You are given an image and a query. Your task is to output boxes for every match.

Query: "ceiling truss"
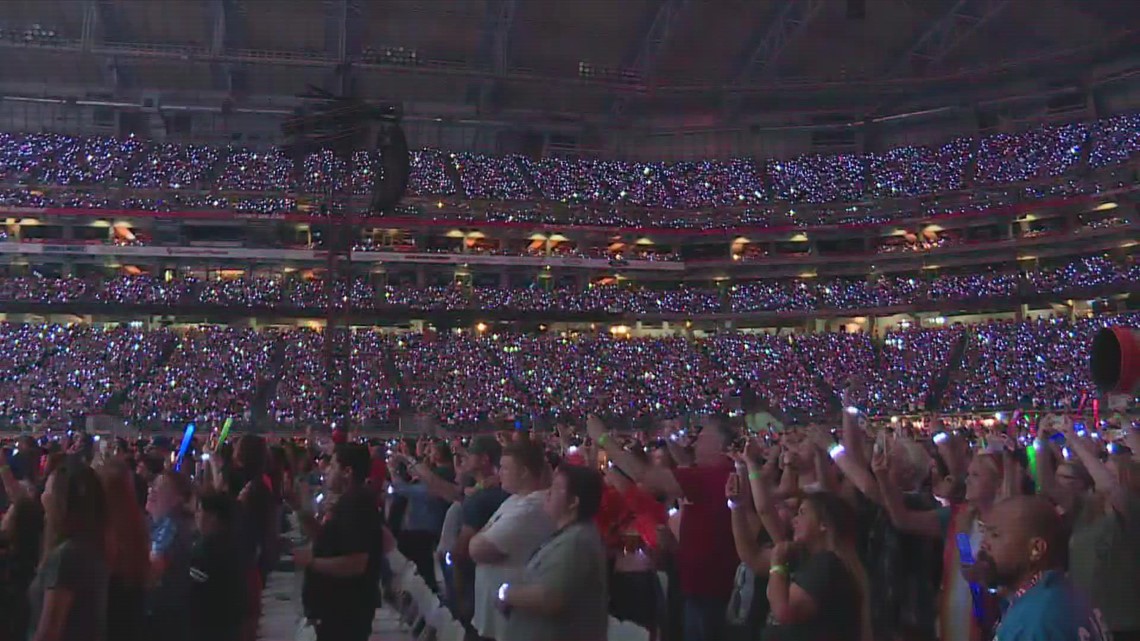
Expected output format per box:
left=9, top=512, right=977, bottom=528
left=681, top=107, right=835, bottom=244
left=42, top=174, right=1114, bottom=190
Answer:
left=609, top=0, right=691, bottom=118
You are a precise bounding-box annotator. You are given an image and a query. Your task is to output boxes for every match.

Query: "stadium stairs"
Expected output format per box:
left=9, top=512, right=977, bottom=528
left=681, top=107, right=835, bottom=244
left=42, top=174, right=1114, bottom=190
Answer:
left=441, top=156, right=464, bottom=195
left=103, top=332, right=178, bottom=415
left=794, top=342, right=844, bottom=417
left=962, top=137, right=982, bottom=188
left=511, top=155, right=544, bottom=199
left=483, top=340, right=539, bottom=410
left=924, top=331, right=969, bottom=412
left=250, top=334, right=289, bottom=424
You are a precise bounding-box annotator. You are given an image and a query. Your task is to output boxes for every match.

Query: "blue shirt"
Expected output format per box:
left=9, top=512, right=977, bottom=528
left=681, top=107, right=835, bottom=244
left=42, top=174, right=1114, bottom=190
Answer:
left=391, top=468, right=454, bottom=533
left=995, top=571, right=1112, bottom=641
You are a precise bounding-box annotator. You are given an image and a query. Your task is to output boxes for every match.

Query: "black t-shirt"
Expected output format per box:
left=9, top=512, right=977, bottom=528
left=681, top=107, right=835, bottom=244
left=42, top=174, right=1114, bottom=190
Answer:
left=857, top=491, right=940, bottom=638
left=461, top=486, right=509, bottom=531
left=302, top=487, right=384, bottom=619
left=760, top=550, right=861, bottom=641
left=189, top=532, right=248, bottom=637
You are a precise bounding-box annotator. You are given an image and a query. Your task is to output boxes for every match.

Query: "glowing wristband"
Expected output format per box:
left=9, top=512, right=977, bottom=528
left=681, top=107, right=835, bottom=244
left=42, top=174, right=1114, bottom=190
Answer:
left=828, top=443, right=846, bottom=460
left=597, top=433, right=609, bottom=447
left=727, top=499, right=740, bottom=510
left=748, top=470, right=761, bottom=480
left=769, top=565, right=789, bottom=576
left=933, top=432, right=949, bottom=445
left=497, top=583, right=510, bottom=602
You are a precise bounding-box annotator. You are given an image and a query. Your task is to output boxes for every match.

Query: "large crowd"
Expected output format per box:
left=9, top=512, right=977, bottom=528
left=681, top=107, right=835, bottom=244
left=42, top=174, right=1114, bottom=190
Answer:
left=0, top=113, right=1135, bottom=230
left=0, top=110, right=1137, bottom=641
left=0, top=255, right=1134, bottom=313
left=0, top=370, right=1136, bottom=641
left=0, top=313, right=1134, bottom=433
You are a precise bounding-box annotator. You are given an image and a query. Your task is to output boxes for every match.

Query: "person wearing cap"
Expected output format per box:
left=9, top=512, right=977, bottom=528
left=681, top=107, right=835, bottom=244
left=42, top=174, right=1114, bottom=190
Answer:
left=451, top=436, right=508, bottom=623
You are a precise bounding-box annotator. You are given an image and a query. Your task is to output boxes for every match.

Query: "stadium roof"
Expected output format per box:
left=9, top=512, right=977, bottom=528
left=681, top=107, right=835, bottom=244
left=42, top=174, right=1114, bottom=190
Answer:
left=0, top=0, right=1138, bottom=136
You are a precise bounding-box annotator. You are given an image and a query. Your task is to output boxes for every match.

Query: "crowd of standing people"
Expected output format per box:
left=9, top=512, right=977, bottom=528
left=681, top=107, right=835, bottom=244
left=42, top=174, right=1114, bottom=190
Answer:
left=0, top=397, right=1137, bottom=641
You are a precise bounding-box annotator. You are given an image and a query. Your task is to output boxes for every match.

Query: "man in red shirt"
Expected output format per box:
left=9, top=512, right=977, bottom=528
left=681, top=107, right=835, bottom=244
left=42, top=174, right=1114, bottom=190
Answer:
left=588, top=415, right=738, bottom=641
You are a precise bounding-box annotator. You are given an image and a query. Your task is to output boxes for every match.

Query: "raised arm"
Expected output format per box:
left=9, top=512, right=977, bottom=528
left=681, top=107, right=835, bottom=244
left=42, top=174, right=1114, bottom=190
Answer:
left=726, top=467, right=772, bottom=574
left=588, top=415, right=682, bottom=499
left=742, top=443, right=791, bottom=543
left=872, top=445, right=944, bottom=539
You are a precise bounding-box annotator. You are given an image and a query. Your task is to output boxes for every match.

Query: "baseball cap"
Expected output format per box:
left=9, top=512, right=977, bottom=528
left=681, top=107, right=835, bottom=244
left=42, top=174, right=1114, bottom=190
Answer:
left=467, top=435, right=502, bottom=467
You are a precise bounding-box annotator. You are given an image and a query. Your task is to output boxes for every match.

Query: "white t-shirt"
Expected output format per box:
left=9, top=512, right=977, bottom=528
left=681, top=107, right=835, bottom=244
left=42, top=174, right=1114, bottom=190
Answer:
left=473, top=491, right=555, bottom=640
left=437, top=501, right=465, bottom=555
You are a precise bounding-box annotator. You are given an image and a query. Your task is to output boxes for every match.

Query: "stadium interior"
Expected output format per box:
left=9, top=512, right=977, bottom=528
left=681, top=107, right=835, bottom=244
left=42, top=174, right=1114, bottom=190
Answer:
left=0, top=0, right=1134, bottom=436
left=1, top=3, right=1140, bottom=641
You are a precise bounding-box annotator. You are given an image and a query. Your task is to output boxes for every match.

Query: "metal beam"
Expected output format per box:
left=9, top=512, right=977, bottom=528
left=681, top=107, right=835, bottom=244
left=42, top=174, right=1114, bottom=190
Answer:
left=324, top=0, right=363, bottom=95
left=609, top=0, right=691, bottom=118
left=92, top=0, right=133, bottom=90
left=883, top=0, right=1012, bottom=79
left=731, top=0, right=825, bottom=85
left=469, top=0, right=520, bottom=113
left=722, top=0, right=824, bottom=118
left=208, top=0, right=248, bottom=94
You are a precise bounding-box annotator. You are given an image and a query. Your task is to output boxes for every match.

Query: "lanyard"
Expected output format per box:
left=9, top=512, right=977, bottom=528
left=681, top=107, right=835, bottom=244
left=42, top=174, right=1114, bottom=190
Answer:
left=1006, top=572, right=1044, bottom=608
left=991, top=572, right=1045, bottom=640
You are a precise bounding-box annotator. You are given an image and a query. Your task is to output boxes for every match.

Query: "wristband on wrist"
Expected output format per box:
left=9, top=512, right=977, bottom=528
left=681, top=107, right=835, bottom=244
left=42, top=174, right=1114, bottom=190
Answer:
left=769, top=565, right=789, bottom=576
left=748, top=470, right=761, bottom=480
left=597, top=433, right=609, bottom=447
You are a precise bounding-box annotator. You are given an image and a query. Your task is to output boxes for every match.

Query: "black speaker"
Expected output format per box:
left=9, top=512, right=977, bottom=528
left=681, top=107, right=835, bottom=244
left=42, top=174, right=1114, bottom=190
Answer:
left=371, top=124, right=410, bottom=212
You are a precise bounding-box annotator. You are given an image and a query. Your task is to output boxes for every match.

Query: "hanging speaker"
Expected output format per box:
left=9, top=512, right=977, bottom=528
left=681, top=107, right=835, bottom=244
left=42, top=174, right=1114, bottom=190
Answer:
left=371, top=123, right=410, bottom=212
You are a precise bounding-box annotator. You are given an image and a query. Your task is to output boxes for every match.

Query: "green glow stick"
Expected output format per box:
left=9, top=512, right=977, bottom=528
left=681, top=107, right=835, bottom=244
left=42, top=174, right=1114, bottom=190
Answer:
left=1026, top=441, right=1039, bottom=493
left=218, top=417, right=234, bottom=446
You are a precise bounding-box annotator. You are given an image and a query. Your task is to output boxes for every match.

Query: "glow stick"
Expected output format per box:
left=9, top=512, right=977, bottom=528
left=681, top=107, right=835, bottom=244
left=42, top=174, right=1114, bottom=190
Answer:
left=1026, top=441, right=1039, bottom=493
left=175, top=423, right=196, bottom=471
left=218, top=417, right=234, bottom=446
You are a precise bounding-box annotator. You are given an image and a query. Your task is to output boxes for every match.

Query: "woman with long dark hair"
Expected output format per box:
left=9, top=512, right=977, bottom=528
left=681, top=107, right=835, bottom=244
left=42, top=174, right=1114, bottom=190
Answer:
left=97, top=461, right=150, bottom=641
left=28, top=459, right=110, bottom=641
left=762, top=491, right=872, bottom=641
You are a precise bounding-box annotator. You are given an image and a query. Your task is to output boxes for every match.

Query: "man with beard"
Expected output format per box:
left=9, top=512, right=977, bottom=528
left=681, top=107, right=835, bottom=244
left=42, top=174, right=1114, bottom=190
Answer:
left=977, top=496, right=1111, bottom=641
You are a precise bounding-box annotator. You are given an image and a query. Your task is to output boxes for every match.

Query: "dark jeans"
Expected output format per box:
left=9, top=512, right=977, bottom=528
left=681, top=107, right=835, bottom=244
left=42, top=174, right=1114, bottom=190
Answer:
left=314, top=613, right=373, bottom=641
left=682, top=595, right=727, bottom=641
left=611, top=570, right=659, bottom=632
left=397, top=530, right=440, bottom=593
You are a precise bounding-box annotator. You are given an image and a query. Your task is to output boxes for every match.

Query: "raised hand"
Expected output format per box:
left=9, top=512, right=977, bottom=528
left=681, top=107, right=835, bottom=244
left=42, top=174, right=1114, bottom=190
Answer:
left=586, top=414, right=607, bottom=443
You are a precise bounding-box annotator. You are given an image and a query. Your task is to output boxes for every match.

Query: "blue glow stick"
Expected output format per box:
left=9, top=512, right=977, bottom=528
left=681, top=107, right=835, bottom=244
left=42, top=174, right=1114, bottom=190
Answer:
left=175, top=422, right=196, bottom=471
left=956, top=533, right=986, bottom=624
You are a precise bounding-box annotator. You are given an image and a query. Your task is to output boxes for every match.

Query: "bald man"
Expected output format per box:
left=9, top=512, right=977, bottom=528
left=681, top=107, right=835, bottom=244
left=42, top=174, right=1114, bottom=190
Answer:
left=978, top=496, right=1111, bottom=641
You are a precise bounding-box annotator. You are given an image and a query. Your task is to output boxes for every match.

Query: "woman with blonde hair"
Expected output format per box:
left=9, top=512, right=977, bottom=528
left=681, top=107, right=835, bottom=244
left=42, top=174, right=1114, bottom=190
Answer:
left=762, top=490, right=872, bottom=641
left=97, top=461, right=150, bottom=641
left=874, top=448, right=1004, bottom=641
